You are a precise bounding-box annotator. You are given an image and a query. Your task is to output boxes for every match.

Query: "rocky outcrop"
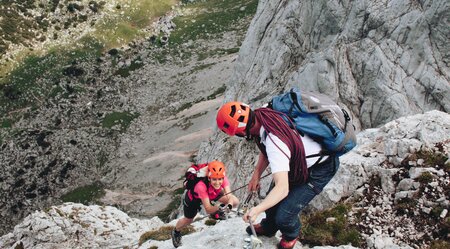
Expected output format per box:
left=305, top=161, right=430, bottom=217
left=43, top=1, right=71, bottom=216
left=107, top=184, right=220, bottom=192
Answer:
left=2, top=111, right=447, bottom=248
left=311, top=110, right=450, bottom=210
left=200, top=110, right=450, bottom=248
left=228, top=0, right=449, bottom=129
left=312, top=110, right=449, bottom=247
left=2, top=202, right=358, bottom=249
left=194, top=1, right=450, bottom=247
left=197, top=0, right=450, bottom=204
left=0, top=203, right=164, bottom=249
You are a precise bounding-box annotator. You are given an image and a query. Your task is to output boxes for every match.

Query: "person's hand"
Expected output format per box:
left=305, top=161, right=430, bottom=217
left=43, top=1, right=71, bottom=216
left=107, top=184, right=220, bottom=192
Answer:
left=243, top=207, right=261, bottom=223
left=219, top=203, right=233, bottom=213
left=248, top=175, right=260, bottom=192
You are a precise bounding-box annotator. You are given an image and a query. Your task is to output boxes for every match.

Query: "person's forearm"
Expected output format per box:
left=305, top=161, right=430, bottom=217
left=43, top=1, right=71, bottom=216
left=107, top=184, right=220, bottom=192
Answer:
left=255, top=183, right=288, bottom=212
left=205, top=206, right=219, bottom=214
left=253, top=152, right=269, bottom=178
left=202, top=199, right=219, bottom=214
left=255, top=172, right=289, bottom=213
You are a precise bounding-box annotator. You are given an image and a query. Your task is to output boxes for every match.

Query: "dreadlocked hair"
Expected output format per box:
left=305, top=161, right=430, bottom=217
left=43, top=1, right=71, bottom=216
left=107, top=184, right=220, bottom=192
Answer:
left=254, top=108, right=308, bottom=184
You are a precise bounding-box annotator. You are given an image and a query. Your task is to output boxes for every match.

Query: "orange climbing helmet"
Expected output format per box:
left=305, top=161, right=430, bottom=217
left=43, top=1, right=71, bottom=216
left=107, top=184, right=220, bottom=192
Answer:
left=216, top=101, right=251, bottom=136
left=208, top=160, right=225, bottom=179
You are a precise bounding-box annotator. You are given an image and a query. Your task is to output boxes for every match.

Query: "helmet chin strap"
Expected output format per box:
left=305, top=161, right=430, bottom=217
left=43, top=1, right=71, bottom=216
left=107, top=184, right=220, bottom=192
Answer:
left=245, top=109, right=255, bottom=141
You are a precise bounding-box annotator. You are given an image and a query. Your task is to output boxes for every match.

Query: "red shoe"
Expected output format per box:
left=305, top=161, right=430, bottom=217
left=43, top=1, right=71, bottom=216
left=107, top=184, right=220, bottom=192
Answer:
left=245, top=223, right=276, bottom=237
left=277, top=236, right=298, bottom=249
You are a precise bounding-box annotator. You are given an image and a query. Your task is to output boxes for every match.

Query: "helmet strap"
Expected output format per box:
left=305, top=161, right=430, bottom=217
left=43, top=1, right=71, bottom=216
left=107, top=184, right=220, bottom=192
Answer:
left=245, top=109, right=255, bottom=141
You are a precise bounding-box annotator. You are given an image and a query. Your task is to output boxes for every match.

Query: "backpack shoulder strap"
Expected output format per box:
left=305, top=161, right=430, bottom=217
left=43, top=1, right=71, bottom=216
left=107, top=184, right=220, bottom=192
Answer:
left=190, top=178, right=209, bottom=199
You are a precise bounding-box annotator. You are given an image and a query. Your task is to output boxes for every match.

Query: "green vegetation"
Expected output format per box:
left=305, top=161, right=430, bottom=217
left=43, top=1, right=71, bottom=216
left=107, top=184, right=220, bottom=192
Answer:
left=175, top=85, right=226, bottom=114
left=169, top=0, right=258, bottom=45
left=197, top=47, right=240, bottom=61
left=190, top=62, right=216, bottom=74
left=404, top=146, right=449, bottom=172
left=416, top=148, right=449, bottom=170
left=94, top=0, right=177, bottom=49
left=114, top=59, right=145, bottom=77
left=431, top=240, right=450, bottom=249
left=0, top=0, right=190, bottom=128
left=207, top=85, right=226, bottom=100
left=204, top=218, right=217, bottom=226
left=416, top=171, right=434, bottom=184
left=155, top=187, right=185, bottom=222
left=1, top=119, right=12, bottom=128
left=0, top=36, right=103, bottom=126
left=101, top=111, right=140, bottom=131
left=60, top=182, right=105, bottom=205
left=394, top=197, right=417, bottom=216
left=430, top=206, right=445, bottom=219
left=146, top=0, right=255, bottom=62
left=139, top=225, right=195, bottom=245
left=0, top=1, right=41, bottom=55
left=434, top=217, right=450, bottom=245
left=176, top=102, right=194, bottom=112
left=1, top=0, right=254, bottom=127
left=301, top=203, right=361, bottom=247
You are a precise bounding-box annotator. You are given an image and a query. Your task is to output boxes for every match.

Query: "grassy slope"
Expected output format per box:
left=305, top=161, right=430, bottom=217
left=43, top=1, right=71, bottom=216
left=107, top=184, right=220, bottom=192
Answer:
left=0, top=0, right=258, bottom=210
left=0, top=0, right=177, bottom=126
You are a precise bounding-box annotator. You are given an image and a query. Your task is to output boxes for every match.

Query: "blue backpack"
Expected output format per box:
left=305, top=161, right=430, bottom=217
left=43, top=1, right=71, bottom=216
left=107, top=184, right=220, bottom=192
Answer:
left=270, top=88, right=357, bottom=156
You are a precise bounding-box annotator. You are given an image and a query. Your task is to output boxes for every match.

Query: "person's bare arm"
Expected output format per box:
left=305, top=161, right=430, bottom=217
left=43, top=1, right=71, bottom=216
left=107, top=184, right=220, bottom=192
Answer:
left=248, top=152, right=269, bottom=192
left=244, top=171, right=289, bottom=222
left=201, top=198, right=220, bottom=214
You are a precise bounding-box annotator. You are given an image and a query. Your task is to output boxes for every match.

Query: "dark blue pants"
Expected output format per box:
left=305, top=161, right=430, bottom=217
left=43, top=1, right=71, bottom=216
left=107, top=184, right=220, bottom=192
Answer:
left=261, top=156, right=339, bottom=240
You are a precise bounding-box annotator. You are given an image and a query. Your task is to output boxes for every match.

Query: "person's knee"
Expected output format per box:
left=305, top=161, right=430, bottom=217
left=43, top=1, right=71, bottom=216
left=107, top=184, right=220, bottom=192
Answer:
left=231, top=195, right=239, bottom=206
left=275, top=208, right=300, bottom=231
left=275, top=216, right=299, bottom=230
left=176, top=217, right=194, bottom=230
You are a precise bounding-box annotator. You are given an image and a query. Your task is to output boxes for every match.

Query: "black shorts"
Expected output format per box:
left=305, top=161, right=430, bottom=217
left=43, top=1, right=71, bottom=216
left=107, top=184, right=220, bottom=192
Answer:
left=183, top=191, right=202, bottom=219
left=182, top=191, right=225, bottom=218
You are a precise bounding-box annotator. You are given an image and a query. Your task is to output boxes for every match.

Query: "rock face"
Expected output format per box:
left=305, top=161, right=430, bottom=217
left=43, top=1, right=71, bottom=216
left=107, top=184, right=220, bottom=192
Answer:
left=228, top=0, right=449, bottom=129
left=1, top=202, right=356, bottom=249
left=312, top=110, right=450, bottom=210
left=0, top=203, right=164, bottom=249
left=194, top=0, right=450, bottom=247
left=2, top=111, right=446, bottom=249
left=312, top=111, right=449, bottom=247
left=197, top=0, right=450, bottom=213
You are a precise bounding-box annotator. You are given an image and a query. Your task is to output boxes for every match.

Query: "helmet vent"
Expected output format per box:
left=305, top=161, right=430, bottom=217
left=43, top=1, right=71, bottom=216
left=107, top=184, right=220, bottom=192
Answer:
left=223, top=123, right=230, bottom=129
left=238, top=116, right=245, bottom=122
left=230, top=105, right=236, bottom=117
left=241, top=105, right=247, bottom=111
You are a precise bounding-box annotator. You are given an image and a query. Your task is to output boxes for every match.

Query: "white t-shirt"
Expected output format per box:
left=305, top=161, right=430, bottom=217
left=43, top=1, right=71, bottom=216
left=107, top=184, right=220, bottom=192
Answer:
left=259, top=127, right=328, bottom=173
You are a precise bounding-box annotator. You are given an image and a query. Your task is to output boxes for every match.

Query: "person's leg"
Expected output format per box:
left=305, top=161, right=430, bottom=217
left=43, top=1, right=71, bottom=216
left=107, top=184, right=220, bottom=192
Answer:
left=172, top=192, right=201, bottom=248
left=275, top=157, right=340, bottom=240
left=179, top=192, right=201, bottom=228
left=175, top=217, right=194, bottom=231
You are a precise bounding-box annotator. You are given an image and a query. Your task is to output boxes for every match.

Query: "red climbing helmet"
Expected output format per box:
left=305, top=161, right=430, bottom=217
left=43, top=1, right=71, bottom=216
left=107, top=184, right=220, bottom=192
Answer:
left=216, top=101, right=251, bottom=136
left=208, top=160, right=225, bottom=179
